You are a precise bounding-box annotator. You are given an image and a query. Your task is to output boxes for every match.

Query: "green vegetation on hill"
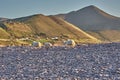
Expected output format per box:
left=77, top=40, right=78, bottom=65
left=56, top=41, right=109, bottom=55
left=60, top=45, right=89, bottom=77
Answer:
left=4, top=21, right=33, bottom=38
left=15, top=14, right=99, bottom=40
left=0, top=27, right=10, bottom=39
left=0, top=14, right=100, bottom=45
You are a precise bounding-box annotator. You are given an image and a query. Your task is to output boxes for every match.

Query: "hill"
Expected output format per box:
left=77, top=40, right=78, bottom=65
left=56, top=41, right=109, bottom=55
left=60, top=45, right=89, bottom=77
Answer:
left=0, top=21, right=33, bottom=38
left=0, top=17, right=8, bottom=22
left=0, top=27, right=10, bottom=39
left=0, top=14, right=100, bottom=45
left=55, top=5, right=120, bottom=41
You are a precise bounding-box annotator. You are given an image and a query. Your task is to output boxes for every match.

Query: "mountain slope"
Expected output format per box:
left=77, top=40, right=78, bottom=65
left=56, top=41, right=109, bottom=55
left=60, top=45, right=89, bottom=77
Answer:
left=0, top=14, right=100, bottom=44
left=14, top=14, right=99, bottom=43
left=49, top=16, right=98, bottom=40
left=0, top=27, right=10, bottom=39
left=55, top=5, right=120, bottom=41
left=0, top=21, right=33, bottom=38
left=0, top=18, right=8, bottom=22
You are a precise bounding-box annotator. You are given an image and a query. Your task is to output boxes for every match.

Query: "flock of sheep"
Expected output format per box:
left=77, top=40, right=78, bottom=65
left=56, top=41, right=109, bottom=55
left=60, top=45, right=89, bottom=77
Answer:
left=32, top=39, right=76, bottom=49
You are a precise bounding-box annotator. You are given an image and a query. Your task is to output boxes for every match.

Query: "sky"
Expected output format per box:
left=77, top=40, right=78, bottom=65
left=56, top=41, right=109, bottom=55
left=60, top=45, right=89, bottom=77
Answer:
left=0, top=0, right=120, bottom=18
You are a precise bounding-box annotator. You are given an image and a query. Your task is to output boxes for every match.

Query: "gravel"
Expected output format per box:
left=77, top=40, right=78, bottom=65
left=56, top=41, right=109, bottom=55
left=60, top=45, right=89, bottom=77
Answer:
left=0, top=43, right=120, bottom=80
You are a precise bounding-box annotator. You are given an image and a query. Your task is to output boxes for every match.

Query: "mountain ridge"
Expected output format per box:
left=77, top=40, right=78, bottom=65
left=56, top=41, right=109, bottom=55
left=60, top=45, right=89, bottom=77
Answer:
left=55, top=5, right=120, bottom=30
left=55, top=5, right=120, bottom=41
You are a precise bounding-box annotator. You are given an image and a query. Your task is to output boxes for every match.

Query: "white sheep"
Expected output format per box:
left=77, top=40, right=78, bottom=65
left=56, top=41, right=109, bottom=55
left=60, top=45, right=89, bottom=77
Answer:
left=32, top=41, right=42, bottom=48
left=44, top=42, right=52, bottom=50
left=64, top=39, right=76, bottom=48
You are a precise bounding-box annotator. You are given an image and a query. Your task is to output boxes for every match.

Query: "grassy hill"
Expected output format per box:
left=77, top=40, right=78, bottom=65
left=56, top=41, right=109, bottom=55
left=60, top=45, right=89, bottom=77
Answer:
left=0, top=14, right=100, bottom=45
left=14, top=14, right=100, bottom=43
left=0, top=27, right=10, bottom=39
left=0, top=21, right=33, bottom=38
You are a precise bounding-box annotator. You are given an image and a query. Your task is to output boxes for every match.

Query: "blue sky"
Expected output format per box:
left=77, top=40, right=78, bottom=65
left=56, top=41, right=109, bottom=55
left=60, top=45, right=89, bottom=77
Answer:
left=0, top=0, right=120, bottom=18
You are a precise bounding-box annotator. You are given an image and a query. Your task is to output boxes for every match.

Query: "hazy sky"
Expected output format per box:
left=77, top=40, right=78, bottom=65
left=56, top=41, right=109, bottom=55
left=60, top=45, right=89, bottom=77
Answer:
left=0, top=0, right=120, bottom=18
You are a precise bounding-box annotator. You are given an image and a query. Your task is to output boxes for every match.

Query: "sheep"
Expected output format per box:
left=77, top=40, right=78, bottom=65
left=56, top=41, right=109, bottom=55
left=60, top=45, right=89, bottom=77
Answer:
left=44, top=42, right=52, bottom=50
left=64, top=39, right=76, bottom=48
left=32, top=41, right=42, bottom=48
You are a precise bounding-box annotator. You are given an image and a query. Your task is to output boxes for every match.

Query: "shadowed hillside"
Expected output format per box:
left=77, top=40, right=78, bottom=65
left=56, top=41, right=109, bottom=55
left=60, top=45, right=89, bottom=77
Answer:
left=55, top=5, right=120, bottom=41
